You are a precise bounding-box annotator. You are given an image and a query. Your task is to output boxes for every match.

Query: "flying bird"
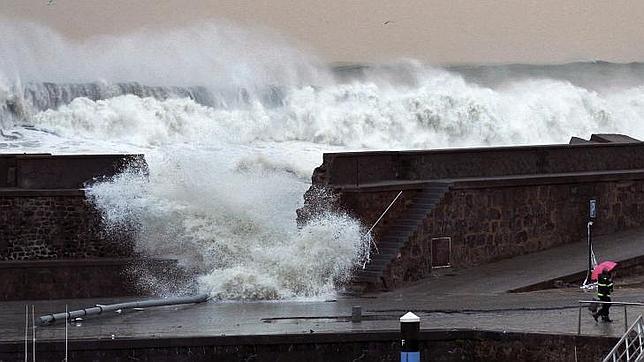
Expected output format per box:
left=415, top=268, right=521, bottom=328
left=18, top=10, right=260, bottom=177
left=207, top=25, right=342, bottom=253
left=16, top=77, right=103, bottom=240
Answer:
left=383, top=20, right=394, bottom=25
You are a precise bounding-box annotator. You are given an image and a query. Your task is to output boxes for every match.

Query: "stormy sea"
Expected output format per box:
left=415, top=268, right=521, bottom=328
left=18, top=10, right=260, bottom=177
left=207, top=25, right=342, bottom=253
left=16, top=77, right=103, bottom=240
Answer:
left=2, top=19, right=644, bottom=301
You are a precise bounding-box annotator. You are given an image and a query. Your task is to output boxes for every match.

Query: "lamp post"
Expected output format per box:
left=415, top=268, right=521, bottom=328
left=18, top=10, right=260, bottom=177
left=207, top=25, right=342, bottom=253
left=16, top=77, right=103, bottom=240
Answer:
left=583, top=198, right=597, bottom=287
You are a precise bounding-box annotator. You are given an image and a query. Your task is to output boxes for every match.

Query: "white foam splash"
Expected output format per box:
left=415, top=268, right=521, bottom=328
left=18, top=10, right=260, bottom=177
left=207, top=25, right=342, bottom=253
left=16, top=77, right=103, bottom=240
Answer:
left=87, top=150, right=369, bottom=300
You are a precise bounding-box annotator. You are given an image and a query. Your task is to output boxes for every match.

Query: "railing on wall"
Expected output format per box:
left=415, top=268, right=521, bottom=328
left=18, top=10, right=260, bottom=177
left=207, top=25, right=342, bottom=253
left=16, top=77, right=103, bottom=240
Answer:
left=602, top=314, right=644, bottom=362
left=362, top=190, right=403, bottom=268
left=577, top=300, right=644, bottom=335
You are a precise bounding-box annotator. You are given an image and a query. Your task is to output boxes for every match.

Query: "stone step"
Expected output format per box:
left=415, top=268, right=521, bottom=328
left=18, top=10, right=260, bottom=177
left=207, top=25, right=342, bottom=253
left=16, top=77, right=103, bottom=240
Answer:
left=357, top=274, right=382, bottom=282
left=378, top=238, right=406, bottom=246
left=369, top=252, right=396, bottom=259
left=353, top=275, right=379, bottom=283
left=352, top=185, right=450, bottom=293
left=358, top=269, right=384, bottom=277
left=416, top=192, right=445, bottom=199
left=407, top=205, right=434, bottom=213
left=374, top=245, right=401, bottom=252
left=406, top=210, right=429, bottom=218
left=363, top=262, right=387, bottom=270
left=368, top=256, right=395, bottom=265
left=388, top=225, right=418, bottom=233
left=396, top=217, right=425, bottom=224
left=415, top=193, right=442, bottom=200
left=366, top=255, right=393, bottom=263
left=380, top=234, right=409, bottom=242
left=411, top=201, right=437, bottom=208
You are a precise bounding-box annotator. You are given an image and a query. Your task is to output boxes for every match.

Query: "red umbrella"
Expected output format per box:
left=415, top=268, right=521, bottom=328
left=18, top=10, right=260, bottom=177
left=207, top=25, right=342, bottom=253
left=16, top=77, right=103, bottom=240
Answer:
left=591, top=261, right=618, bottom=281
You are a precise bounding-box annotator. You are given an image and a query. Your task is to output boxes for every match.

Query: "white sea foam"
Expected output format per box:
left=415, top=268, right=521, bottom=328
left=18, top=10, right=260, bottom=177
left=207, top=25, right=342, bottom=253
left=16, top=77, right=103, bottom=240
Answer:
left=87, top=150, right=369, bottom=300
left=3, top=19, right=644, bottom=300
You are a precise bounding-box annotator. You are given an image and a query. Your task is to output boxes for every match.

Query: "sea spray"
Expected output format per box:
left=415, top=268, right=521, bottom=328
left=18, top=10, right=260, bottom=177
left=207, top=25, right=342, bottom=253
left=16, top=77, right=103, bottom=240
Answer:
left=87, top=150, right=371, bottom=300
left=5, top=19, right=644, bottom=300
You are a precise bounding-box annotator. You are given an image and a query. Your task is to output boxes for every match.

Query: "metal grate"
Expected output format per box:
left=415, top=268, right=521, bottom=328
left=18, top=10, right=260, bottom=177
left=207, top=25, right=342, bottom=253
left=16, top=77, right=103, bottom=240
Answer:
left=603, top=314, right=644, bottom=362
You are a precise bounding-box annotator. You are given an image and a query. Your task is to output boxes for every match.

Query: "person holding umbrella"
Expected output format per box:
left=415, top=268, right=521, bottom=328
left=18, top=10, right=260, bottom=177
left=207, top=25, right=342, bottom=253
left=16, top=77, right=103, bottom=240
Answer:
left=592, top=261, right=617, bottom=323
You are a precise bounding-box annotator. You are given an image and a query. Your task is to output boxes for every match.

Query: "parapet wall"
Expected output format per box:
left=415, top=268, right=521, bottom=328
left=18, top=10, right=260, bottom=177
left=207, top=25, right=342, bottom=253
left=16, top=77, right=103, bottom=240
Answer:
left=0, top=153, right=144, bottom=189
left=316, top=142, right=644, bottom=187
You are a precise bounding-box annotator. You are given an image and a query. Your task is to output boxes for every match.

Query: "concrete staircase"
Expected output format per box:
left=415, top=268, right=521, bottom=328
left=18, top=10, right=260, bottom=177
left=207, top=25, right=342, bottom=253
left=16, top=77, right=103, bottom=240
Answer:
left=352, top=183, right=451, bottom=288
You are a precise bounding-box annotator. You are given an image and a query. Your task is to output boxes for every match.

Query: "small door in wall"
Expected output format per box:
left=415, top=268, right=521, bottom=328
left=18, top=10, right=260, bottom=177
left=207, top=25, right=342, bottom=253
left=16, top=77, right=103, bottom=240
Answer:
left=431, top=237, right=451, bottom=268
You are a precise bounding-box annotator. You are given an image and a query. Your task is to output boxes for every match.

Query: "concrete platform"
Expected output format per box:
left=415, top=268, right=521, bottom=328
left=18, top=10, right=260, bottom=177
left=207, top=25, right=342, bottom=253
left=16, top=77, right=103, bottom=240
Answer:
left=2, top=227, right=644, bottom=360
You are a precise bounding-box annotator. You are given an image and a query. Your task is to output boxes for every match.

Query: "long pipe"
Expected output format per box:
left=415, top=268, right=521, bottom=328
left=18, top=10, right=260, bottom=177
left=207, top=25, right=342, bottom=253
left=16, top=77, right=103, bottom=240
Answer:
left=39, top=294, right=209, bottom=326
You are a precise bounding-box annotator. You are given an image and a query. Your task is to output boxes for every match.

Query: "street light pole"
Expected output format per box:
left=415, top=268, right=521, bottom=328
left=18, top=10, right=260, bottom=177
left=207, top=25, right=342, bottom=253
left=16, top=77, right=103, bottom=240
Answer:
left=583, top=199, right=597, bottom=287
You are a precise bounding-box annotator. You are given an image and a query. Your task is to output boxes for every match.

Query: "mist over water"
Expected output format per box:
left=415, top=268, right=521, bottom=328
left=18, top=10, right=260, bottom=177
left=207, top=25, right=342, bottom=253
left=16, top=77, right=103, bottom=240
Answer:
left=2, top=19, right=644, bottom=299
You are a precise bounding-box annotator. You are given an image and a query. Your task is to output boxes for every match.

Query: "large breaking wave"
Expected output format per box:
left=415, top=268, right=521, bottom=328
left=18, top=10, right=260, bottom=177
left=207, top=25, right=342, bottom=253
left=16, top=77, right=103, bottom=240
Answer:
left=3, top=19, right=644, bottom=299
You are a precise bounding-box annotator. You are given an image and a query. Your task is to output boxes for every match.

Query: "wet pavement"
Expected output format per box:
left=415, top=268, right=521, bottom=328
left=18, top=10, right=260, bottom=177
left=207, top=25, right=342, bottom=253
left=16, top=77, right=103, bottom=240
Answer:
left=2, top=227, right=644, bottom=343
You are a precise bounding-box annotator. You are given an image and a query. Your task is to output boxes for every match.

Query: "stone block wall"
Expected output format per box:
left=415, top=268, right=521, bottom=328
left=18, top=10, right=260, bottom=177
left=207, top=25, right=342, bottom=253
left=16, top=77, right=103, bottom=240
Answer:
left=316, top=142, right=644, bottom=187
left=0, top=191, right=133, bottom=261
left=382, top=176, right=644, bottom=289
left=0, top=330, right=618, bottom=361
left=0, top=153, right=145, bottom=189
left=299, top=140, right=644, bottom=290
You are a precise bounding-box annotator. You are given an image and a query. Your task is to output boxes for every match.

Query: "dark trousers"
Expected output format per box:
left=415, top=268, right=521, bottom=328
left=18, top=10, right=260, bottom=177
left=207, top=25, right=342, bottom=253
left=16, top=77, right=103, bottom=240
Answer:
left=598, top=296, right=611, bottom=319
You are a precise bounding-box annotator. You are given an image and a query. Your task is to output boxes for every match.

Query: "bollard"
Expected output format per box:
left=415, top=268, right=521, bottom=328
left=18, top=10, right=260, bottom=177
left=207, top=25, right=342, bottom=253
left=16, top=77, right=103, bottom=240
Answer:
left=351, top=306, right=362, bottom=323
left=400, top=312, right=420, bottom=362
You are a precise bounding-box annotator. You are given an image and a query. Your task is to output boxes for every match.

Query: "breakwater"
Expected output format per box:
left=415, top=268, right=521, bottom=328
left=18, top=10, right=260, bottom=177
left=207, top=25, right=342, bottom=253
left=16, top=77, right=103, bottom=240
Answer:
left=300, top=137, right=644, bottom=289
left=0, top=153, right=147, bottom=300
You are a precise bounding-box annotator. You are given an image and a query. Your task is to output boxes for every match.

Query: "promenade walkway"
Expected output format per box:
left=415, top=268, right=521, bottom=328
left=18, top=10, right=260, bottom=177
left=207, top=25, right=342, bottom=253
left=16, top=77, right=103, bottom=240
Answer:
left=1, top=227, right=644, bottom=344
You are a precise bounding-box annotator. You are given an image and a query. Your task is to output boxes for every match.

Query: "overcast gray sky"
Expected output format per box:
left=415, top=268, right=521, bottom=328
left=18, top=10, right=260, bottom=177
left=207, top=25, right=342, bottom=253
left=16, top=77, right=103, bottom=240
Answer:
left=3, top=0, right=644, bottom=65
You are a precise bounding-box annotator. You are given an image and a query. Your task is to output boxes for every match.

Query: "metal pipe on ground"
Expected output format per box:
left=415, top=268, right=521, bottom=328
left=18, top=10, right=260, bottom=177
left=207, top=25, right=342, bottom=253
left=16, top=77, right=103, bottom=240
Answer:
left=38, top=294, right=210, bottom=326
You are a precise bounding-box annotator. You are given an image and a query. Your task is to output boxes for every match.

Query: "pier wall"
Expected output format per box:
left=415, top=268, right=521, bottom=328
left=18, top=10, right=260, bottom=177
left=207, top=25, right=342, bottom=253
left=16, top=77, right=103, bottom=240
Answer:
left=385, top=175, right=644, bottom=288
left=315, top=142, right=644, bottom=187
left=0, top=330, right=617, bottom=361
left=0, top=153, right=145, bottom=300
left=0, top=154, right=143, bottom=261
left=300, top=141, right=644, bottom=289
left=0, top=190, right=133, bottom=261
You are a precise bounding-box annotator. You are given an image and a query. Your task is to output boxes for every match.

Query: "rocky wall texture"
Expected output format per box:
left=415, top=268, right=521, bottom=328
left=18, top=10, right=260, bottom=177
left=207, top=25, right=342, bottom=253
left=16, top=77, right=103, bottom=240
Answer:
left=316, top=142, right=644, bottom=187
left=381, top=178, right=644, bottom=289
left=0, top=258, right=182, bottom=300
left=0, top=193, right=133, bottom=261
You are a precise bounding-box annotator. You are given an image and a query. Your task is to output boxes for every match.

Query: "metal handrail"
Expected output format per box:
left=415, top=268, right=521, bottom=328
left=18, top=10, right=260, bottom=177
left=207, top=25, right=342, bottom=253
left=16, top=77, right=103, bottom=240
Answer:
left=577, top=300, right=644, bottom=335
left=362, top=190, right=403, bottom=269
left=602, top=314, right=644, bottom=362
left=365, top=190, right=404, bottom=237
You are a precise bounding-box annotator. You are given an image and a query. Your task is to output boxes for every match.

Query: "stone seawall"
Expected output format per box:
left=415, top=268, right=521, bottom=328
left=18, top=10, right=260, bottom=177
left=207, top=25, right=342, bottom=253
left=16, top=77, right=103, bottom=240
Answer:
left=384, top=174, right=644, bottom=289
left=300, top=140, right=644, bottom=290
left=324, top=173, right=644, bottom=289
left=0, top=330, right=618, bottom=361
left=0, top=153, right=146, bottom=300
left=0, top=190, right=133, bottom=261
